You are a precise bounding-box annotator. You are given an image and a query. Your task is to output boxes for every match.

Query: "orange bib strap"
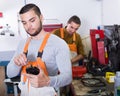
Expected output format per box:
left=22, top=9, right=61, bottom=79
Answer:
left=23, top=33, right=50, bottom=54
left=73, top=33, right=76, bottom=42
left=60, top=28, right=64, bottom=39
left=23, top=37, right=31, bottom=54
left=39, top=33, right=50, bottom=52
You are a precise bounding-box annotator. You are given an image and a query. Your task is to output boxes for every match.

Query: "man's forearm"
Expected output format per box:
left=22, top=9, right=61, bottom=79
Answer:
left=71, top=54, right=84, bottom=64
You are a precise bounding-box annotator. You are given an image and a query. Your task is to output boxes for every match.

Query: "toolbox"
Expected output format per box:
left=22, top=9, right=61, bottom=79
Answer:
left=72, top=66, right=87, bottom=78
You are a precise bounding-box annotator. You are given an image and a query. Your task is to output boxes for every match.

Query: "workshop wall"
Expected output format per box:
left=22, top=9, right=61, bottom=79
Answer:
left=0, top=0, right=120, bottom=55
left=0, top=0, right=101, bottom=37
left=103, top=0, right=120, bottom=25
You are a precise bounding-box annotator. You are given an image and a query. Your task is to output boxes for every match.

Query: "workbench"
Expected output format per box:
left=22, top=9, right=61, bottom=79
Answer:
left=72, top=75, right=114, bottom=96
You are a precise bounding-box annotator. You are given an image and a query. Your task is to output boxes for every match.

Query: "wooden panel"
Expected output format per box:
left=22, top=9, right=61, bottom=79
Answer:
left=0, top=66, right=6, bottom=96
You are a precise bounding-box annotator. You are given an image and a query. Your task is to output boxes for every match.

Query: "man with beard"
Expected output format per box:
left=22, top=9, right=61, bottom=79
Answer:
left=7, top=3, right=72, bottom=96
left=52, top=15, right=85, bottom=95
left=52, top=15, right=85, bottom=66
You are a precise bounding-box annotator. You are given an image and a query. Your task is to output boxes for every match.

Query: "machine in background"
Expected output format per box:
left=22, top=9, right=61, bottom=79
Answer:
left=89, top=25, right=120, bottom=76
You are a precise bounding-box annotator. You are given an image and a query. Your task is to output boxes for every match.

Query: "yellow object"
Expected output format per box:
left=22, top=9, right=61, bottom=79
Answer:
left=105, top=47, right=108, bottom=58
left=105, top=72, right=115, bottom=83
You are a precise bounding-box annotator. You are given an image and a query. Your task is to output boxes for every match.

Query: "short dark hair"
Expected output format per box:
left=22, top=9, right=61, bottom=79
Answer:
left=67, top=15, right=81, bottom=25
left=19, top=3, right=41, bottom=16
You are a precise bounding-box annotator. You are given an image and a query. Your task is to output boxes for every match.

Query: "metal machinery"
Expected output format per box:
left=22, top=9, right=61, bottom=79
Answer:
left=90, top=25, right=120, bottom=74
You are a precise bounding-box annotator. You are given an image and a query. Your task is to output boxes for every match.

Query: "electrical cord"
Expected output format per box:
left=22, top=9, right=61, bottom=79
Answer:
left=82, top=91, right=114, bottom=96
left=81, top=78, right=106, bottom=87
left=87, top=89, right=114, bottom=96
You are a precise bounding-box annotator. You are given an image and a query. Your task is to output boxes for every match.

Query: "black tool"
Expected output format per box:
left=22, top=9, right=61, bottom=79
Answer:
left=26, top=65, right=40, bottom=75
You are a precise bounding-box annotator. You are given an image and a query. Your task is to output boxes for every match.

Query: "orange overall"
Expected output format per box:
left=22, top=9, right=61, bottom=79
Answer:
left=19, top=33, right=57, bottom=96
left=22, top=33, right=49, bottom=84
left=60, top=28, right=79, bottom=66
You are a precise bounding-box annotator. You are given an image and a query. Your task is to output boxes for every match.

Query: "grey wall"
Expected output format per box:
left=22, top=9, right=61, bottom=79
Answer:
left=0, top=0, right=120, bottom=55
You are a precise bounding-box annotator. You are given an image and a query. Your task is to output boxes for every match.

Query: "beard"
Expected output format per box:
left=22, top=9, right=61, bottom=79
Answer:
left=26, top=21, right=42, bottom=36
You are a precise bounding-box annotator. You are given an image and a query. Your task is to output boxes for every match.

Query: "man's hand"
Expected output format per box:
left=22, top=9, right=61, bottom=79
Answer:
left=14, top=53, right=27, bottom=66
left=23, top=66, right=50, bottom=88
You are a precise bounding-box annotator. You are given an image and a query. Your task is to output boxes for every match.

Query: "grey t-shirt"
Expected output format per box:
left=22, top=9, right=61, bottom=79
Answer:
left=7, top=34, right=72, bottom=88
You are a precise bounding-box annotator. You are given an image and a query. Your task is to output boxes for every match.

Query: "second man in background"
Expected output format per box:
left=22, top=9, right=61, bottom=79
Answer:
left=53, top=15, right=85, bottom=66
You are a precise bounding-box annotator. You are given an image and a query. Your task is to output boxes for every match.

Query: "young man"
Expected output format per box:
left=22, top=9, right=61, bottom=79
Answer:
left=7, top=3, right=72, bottom=96
left=52, top=15, right=85, bottom=66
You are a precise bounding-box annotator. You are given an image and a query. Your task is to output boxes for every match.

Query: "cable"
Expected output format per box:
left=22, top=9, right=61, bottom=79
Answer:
left=81, top=78, right=106, bottom=87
